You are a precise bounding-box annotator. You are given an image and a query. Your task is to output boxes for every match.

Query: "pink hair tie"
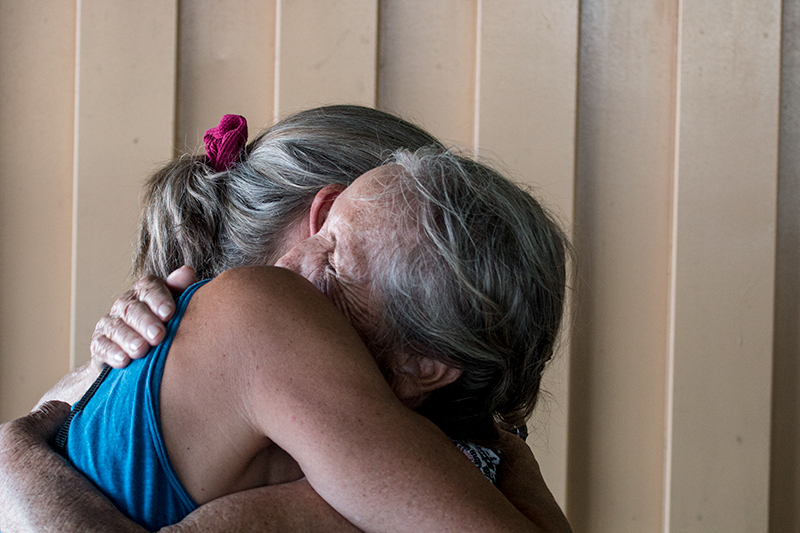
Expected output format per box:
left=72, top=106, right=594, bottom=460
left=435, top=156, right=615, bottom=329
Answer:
left=204, top=114, right=248, bottom=172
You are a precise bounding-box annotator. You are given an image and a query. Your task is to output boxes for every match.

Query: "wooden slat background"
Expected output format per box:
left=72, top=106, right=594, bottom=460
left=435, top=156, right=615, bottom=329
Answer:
left=0, top=1, right=796, bottom=531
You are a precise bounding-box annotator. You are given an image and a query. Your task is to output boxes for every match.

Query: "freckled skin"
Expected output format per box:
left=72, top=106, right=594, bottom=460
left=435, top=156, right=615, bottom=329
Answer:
left=275, top=166, right=401, bottom=343
left=157, top=265, right=540, bottom=532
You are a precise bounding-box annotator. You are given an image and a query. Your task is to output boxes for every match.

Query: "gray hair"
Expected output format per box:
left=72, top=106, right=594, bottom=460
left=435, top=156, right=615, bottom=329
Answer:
left=368, top=149, right=570, bottom=441
left=134, top=105, right=443, bottom=279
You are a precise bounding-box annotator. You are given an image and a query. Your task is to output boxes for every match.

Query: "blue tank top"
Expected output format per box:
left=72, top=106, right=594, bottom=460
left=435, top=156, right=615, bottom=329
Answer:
left=58, top=280, right=209, bottom=530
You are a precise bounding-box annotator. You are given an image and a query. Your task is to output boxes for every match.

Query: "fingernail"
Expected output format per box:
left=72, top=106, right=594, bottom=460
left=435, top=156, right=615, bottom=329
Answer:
left=157, top=304, right=173, bottom=319
left=130, top=338, right=145, bottom=352
left=146, top=325, right=161, bottom=341
left=114, top=351, right=126, bottom=362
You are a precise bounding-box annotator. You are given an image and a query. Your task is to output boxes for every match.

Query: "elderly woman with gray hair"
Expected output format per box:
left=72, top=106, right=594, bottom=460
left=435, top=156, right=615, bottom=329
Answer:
left=0, top=107, right=571, bottom=532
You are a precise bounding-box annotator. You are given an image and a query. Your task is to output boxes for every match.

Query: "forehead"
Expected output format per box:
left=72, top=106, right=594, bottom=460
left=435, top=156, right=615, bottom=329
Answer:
left=346, top=164, right=401, bottom=198
left=330, top=164, right=403, bottom=227
left=329, top=165, right=410, bottom=272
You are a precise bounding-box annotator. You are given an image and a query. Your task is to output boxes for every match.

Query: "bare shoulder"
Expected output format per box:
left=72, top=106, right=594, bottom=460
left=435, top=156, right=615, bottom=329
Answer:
left=208, top=265, right=318, bottom=302
left=182, top=265, right=376, bottom=386
left=203, top=266, right=338, bottom=322
left=180, top=265, right=395, bottom=438
left=160, top=267, right=345, bottom=502
left=160, top=266, right=393, bottom=501
left=187, top=266, right=359, bottom=352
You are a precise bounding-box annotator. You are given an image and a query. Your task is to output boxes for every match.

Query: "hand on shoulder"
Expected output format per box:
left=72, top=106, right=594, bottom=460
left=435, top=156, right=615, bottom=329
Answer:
left=91, top=266, right=197, bottom=369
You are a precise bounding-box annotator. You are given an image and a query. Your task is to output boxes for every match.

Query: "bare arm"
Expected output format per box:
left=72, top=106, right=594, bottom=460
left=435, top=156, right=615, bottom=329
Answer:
left=0, top=404, right=358, bottom=533
left=33, top=361, right=101, bottom=409
left=179, top=446, right=575, bottom=533
left=0, top=402, right=147, bottom=533
left=165, top=481, right=358, bottom=533
left=496, top=432, right=572, bottom=533
left=198, top=267, right=539, bottom=532
left=2, top=401, right=569, bottom=532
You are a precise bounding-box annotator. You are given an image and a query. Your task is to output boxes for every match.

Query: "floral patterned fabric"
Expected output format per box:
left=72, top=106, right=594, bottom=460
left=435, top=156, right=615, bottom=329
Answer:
left=453, top=440, right=501, bottom=484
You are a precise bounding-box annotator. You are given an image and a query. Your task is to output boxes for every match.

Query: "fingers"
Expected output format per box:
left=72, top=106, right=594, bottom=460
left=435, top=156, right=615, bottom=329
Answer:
left=165, top=265, right=198, bottom=294
left=92, top=301, right=164, bottom=368
left=90, top=274, right=181, bottom=368
left=112, top=295, right=167, bottom=341
left=132, top=275, right=178, bottom=321
left=119, top=277, right=176, bottom=336
left=91, top=320, right=146, bottom=369
left=20, top=401, right=72, bottom=441
left=89, top=268, right=192, bottom=370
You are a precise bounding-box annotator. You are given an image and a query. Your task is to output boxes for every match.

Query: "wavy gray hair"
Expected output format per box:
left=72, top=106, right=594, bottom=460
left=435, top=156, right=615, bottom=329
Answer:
left=134, top=105, right=443, bottom=279
left=367, top=149, right=570, bottom=441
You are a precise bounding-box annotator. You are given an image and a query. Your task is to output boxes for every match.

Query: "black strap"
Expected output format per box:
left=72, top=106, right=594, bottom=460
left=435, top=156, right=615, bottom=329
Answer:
left=53, top=365, right=112, bottom=454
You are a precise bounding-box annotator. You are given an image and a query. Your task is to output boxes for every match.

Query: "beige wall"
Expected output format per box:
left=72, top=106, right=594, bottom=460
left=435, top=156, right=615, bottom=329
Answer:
left=0, top=1, right=796, bottom=531
left=0, top=0, right=76, bottom=435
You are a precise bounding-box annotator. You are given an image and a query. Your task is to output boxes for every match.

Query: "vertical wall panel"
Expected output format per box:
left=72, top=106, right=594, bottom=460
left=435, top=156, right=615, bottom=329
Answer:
left=275, top=0, right=377, bottom=118
left=476, top=0, right=578, bottom=213
left=571, top=2, right=678, bottom=531
left=1, top=3, right=798, bottom=528
left=71, top=0, right=178, bottom=367
left=377, top=0, right=477, bottom=148
left=475, top=0, right=579, bottom=507
left=665, top=1, right=781, bottom=531
left=0, top=2, right=76, bottom=422
left=770, top=1, right=800, bottom=530
left=177, top=0, right=276, bottom=149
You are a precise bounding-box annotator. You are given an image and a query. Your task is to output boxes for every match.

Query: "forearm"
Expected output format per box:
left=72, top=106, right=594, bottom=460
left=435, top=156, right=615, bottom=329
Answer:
left=495, top=432, right=572, bottom=533
left=0, top=405, right=145, bottom=533
left=310, top=412, right=539, bottom=532
left=34, top=361, right=102, bottom=409
left=163, top=480, right=358, bottom=533
left=0, top=410, right=354, bottom=533
left=0, top=407, right=551, bottom=533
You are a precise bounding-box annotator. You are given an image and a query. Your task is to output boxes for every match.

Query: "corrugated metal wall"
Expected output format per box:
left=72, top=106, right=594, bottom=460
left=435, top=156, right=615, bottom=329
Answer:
left=0, top=1, right=796, bottom=531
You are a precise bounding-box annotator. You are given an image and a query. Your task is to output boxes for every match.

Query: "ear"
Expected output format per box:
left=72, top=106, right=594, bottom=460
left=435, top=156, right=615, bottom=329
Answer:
left=392, top=354, right=462, bottom=403
left=309, top=184, right=346, bottom=235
